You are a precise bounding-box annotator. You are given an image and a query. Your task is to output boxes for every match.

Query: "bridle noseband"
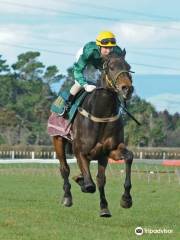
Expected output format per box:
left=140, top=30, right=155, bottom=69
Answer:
left=105, top=70, right=131, bottom=90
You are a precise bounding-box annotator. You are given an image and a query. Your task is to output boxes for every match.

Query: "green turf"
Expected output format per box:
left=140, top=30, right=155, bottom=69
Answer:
left=0, top=163, right=179, bottom=240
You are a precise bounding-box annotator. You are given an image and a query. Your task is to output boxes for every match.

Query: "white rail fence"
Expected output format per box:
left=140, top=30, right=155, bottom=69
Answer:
left=0, top=150, right=56, bottom=160
left=0, top=150, right=180, bottom=160
left=0, top=150, right=180, bottom=184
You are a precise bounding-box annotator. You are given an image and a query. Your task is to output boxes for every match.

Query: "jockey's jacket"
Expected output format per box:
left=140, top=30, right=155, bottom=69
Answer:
left=73, top=41, right=123, bottom=86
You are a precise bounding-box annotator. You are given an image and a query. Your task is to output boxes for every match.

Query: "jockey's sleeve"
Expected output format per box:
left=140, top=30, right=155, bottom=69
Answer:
left=73, top=45, right=93, bottom=86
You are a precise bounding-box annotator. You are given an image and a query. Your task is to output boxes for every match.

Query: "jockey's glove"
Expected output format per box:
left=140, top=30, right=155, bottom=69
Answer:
left=84, top=84, right=96, bottom=92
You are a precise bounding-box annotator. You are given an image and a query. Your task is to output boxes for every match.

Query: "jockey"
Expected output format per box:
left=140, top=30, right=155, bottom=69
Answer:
left=64, top=31, right=123, bottom=111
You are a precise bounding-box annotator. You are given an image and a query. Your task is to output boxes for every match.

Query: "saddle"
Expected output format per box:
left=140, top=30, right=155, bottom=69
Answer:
left=51, top=90, right=88, bottom=124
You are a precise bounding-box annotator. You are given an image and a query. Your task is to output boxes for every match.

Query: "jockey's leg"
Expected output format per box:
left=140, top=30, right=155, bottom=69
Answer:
left=70, top=81, right=82, bottom=95
left=64, top=81, right=82, bottom=111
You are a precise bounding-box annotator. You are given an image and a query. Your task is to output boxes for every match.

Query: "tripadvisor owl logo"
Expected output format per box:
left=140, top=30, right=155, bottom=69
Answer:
left=135, top=227, right=144, bottom=236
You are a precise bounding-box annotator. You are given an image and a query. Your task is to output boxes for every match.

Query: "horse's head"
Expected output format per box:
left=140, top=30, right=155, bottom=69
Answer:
left=102, top=50, right=134, bottom=100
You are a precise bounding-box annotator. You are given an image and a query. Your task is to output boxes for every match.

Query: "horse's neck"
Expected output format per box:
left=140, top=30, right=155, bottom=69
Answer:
left=99, top=73, right=108, bottom=88
left=84, top=88, right=119, bottom=117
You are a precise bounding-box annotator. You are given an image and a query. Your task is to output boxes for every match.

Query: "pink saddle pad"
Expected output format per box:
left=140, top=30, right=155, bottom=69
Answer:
left=47, top=113, right=73, bottom=141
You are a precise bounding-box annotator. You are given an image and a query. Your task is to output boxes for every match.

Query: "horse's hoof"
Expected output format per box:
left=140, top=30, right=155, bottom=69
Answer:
left=120, top=195, right=132, bottom=208
left=100, top=208, right=112, bottom=217
left=61, top=197, right=73, bottom=207
left=84, top=183, right=96, bottom=193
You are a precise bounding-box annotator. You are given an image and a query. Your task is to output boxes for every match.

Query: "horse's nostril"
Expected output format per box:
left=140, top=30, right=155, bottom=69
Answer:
left=122, top=86, right=127, bottom=89
left=122, top=86, right=134, bottom=94
left=122, top=86, right=129, bottom=92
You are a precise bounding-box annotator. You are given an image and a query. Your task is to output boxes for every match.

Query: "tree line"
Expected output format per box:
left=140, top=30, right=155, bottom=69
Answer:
left=0, top=52, right=179, bottom=147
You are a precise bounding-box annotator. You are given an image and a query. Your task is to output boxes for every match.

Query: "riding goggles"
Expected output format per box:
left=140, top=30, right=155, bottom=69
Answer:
left=97, top=38, right=116, bottom=45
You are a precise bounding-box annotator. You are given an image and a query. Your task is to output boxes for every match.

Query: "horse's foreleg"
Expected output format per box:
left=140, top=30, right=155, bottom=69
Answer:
left=97, top=157, right=111, bottom=217
left=109, top=143, right=133, bottom=208
left=120, top=148, right=133, bottom=208
left=75, top=152, right=96, bottom=193
left=53, top=136, right=72, bottom=207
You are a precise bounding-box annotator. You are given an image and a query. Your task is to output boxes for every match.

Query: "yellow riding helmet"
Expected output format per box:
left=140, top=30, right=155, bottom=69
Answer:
left=96, top=31, right=117, bottom=47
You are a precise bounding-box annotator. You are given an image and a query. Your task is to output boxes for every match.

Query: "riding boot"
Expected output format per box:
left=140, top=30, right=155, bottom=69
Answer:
left=64, top=94, right=75, bottom=112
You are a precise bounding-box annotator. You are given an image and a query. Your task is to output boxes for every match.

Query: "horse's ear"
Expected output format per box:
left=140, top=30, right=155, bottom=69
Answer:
left=121, top=48, right=126, bottom=58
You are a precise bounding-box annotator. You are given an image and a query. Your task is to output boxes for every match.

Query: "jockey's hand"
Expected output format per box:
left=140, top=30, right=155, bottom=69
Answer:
left=84, top=84, right=96, bottom=92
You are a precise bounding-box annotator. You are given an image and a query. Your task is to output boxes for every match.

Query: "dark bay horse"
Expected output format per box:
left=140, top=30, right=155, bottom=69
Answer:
left=53, top=51, right=134, bottom=217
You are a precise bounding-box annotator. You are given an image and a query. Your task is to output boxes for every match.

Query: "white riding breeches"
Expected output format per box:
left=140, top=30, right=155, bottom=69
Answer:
left=70, top=81, right=83, bottom=95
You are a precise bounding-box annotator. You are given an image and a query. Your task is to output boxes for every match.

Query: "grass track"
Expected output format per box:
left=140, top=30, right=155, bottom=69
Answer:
left=0, top=163, right=179, bottom=240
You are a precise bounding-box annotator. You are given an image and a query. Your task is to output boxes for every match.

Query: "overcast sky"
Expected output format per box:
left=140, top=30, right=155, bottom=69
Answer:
left=0, top=0, right=180, bottom=113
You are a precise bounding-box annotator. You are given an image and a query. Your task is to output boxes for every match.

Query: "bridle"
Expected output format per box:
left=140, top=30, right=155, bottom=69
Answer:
left=102, top=59, right=134, bottom=91
left=105, top=70, right=132, bottom=90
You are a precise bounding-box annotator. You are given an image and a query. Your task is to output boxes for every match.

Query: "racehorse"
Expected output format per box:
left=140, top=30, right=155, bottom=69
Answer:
left=53, top=50, right=134, bottom=217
